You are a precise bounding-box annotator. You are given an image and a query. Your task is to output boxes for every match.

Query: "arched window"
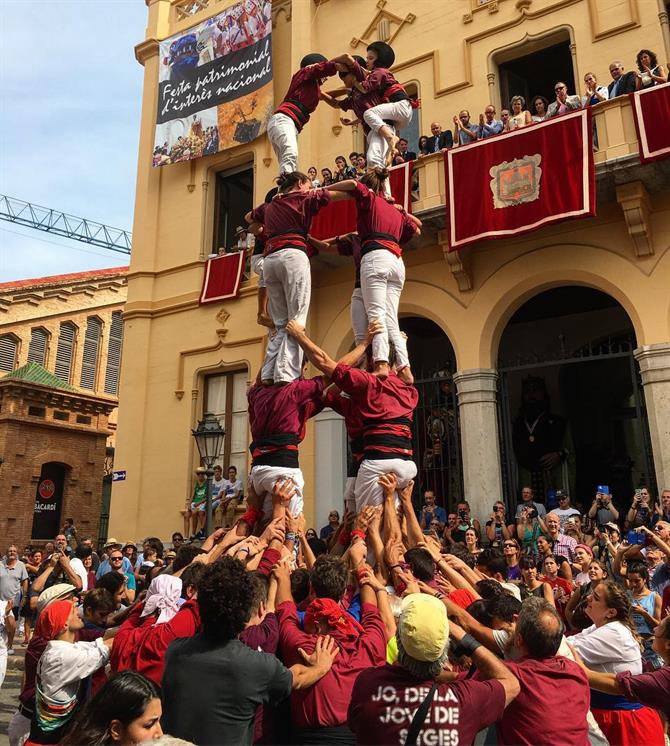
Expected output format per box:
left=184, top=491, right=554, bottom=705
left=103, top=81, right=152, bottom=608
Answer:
left=54, top=322, right=77, bottom=383
left=80, top=317, right=102, bottom=390
left=0, top=334, right=19, bottom=372
left=104, top=311, right=123, bottom=395
left=27, top=327, right=49, bottom=367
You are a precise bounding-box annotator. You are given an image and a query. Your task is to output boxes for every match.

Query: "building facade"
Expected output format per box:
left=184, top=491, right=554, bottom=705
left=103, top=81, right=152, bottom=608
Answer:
left=111, top=0, right=670, bottom=540
left=0, top=267, right=128, bottom=546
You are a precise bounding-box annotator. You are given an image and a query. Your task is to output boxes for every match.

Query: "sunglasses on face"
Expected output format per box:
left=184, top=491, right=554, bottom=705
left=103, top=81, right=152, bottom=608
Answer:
left=110, top=556, right=123, bottom=561
left=555, top=86, right=566, bottom=92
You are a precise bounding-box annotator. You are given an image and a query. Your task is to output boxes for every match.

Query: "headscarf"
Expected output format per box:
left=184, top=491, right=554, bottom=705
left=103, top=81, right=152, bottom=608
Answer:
left=141, top=574, right=183, bottom=624
left=304, top=597, right=363, bottom=639
left=34, top=599, right=73, bottom=641
left=576, top=543, right=594, bottom=558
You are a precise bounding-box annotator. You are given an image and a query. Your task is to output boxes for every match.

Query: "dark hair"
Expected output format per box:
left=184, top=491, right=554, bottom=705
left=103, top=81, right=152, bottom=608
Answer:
left=82, top=588, right=115, bottom=615
left=179, top=563, right=204, bottom=597
left=626, top=562, right=649, bottom=583
left=197, top=558, right=255, bottom=640
left=61, top=671, right=160, bottom=745
left=276, top=171, right=311, bottom=194
left=311, top=555, right=348, bottom=601
left=75, top=544, right=93, bottom=560
left=519, top=556, right=538, bottom=570
left=307, top=537, right=328, bottom=558
left=487, top=592, right=521, bottom=623
left=335, top=155, right=347, bottom=163
left=636, top=49, right=658, bottom=71
left=418, top=135, right=429, bottom=153
left=359, top=166, right=389, bottom=193
left=144, top=537, right=164, bottom=559
left=531, top=95, right=549, bottom=112
left=171, top=532, right=184, bottom=541
left=349, top=151, right=359, bottom=160
left=96, top=571, right=126, bottom=595
left=467, top=599, right=493, bottom=626
left=398, top=138, right=408, bottom=145
left=173, top=545, right=205, bottom=572
left=248, top=571, right=270, bottom=616
left=291, top=568, right=311, bottom=603
left=517, top=597, right=564, bottom=658
left=475, top=578, right=505, bottom=600
left=404, top=548, right=435, bottom=582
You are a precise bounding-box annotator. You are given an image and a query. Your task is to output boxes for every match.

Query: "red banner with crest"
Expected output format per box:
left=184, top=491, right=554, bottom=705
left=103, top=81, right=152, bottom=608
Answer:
left=444, top=109, right=595, bottom=251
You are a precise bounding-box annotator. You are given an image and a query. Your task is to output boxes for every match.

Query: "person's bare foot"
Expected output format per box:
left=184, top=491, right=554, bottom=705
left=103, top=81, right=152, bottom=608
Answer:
left=373, top=361, right=390, bottom=378
left=385, top=135, right=400, bottom=166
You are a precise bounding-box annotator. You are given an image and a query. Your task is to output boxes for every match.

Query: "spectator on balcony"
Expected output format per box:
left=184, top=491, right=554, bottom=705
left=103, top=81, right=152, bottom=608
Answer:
left=607, top=60, right=636, bottom=98
left=478, top=105, right=504, bottom=138
left=634, top=49, right=667, bottom=89
left=355, top=154, right=367, bottom=177
left=546, top=82, right=582, bottom=118
left=425, top=121, right=452, bottom=152
left=500, top=108, right=510, bottom=130
left=307, top=166, right=321, bottom=187
left=392, top=138, right=416, bottom=163
left=349, top=151, right=359, bottom=171
left=320, top=168, right=334, bottom=186
left=234, top=226, right=254, bottom=252
left=581, top=72, right=608, bottom=107
left=417, top=134, right=429, bottom=155
left=530, top=95, right=549, bottom=122
left=334, top=155, right=356, bottom=181
left=506, top=95, right=532, bottom=130
left=453, top=110, right=478, bottom=146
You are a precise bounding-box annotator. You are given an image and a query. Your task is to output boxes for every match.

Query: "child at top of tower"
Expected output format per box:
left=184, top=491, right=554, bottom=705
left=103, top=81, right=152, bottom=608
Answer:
left=267, top=53, right=346, bottom=175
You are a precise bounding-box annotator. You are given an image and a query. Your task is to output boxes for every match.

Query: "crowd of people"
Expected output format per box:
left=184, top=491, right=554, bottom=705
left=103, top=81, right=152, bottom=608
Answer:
left=1, top=479, right=669, bottom=745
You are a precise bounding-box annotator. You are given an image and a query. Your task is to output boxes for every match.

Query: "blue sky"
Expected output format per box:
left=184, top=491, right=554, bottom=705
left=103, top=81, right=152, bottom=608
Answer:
left=0, top=0, right=147, bottom=281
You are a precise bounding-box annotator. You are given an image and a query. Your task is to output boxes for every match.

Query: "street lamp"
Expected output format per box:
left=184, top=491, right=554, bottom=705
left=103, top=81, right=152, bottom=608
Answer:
left=191, top=412, right=225, bottom=536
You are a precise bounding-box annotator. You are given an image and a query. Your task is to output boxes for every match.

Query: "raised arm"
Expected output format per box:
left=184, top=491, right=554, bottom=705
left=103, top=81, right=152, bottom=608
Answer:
left=286, top=321, right=338, bottom=376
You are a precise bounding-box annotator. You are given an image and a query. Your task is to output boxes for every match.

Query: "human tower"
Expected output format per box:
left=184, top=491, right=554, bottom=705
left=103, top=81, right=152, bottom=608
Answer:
left=242, top=42, right=423, bottom=524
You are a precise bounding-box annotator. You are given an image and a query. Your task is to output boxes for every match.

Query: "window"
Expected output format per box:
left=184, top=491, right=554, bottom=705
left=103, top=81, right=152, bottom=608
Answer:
left=80, top=317, right=102, bottom=390
left=104, top=311, right=123, bottom=395
left=27, top=328, right=49, bottom=367
left=212, top=166, right=254, bottom=254
left=0, top=334, right=19, bottom=372
left=54, top=322, right=77, bottom=383
left=204, top=369, right=248, bottom=474
left=398, top=82, right=420, bottom=154
left=497, top=37, right=574, bottom=112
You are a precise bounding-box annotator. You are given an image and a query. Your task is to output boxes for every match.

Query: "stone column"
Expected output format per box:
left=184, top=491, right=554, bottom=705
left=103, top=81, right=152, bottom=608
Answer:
left=453, top=369, right=503, bottom=524
left=634, top=344, right=670, bottom=490
left=313, top=409, right=346, bottom=530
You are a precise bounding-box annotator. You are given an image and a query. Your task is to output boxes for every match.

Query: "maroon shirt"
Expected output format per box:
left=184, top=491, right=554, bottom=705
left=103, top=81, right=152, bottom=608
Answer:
left=251, top=190, right=331, bottom=248
left=360, top=66, right=406, bottom=100
left=275, top=61, right=337, bottom=132
left=330, top=364, right=418, bottom=424
left=616, top=666, right=670, bottom=718
left=338, top=88, right=385, bottom=134
left=277, top=600, right=386, bottom=728
left=348, top=663, right=506, bottom=745
left=352, top=181, right=418, bottom=251
left=248, top=378, right=327, bottom=442
left=497, top=657, right=590, bottom=746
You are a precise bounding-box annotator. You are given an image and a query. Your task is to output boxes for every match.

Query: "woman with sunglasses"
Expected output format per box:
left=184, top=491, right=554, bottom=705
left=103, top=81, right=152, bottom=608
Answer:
left=502, top=539, right=522, bottom=582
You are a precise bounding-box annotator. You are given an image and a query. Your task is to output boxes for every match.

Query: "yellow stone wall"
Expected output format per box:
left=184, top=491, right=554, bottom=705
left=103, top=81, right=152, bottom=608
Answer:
left=110, top=0, right=670, bottom=540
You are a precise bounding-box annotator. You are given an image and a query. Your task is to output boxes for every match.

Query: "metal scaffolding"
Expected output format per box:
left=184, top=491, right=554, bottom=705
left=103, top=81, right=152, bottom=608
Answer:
left=0, top=195, right=132, bottom=255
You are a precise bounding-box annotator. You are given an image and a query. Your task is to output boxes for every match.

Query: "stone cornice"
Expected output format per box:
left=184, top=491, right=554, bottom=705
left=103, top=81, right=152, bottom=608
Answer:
left=135, top=38, right=160, bottom=65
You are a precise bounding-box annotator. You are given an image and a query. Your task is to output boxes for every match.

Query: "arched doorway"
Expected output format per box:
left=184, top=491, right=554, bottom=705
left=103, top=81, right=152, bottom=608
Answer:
left=399, top=316, right=462, bottom=509
left=497, top=287, right=655, bottom=512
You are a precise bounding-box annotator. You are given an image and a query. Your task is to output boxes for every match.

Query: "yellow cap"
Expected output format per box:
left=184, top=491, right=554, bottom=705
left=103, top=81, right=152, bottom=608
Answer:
left=398, top=594, right=449, bottom=662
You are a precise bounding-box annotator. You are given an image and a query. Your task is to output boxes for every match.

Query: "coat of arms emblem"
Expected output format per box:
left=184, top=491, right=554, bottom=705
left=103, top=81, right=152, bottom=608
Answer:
left=489, top=154, right=542, bottom=209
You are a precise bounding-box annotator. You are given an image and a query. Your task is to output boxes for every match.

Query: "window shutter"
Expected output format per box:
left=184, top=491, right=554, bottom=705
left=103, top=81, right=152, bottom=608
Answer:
left=27, top=328, right=48, bottom=366
left=54, top=323, right=76, bottom=383
left=104, top=311, right=123, bottom=395
left=80, top=317, right=102, bottom=390
left=0, top=335, right=18, bottom=372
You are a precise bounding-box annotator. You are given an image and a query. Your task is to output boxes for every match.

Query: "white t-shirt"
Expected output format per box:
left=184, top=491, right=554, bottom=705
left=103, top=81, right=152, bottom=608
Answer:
left=554, top=507, right=581, bottom=530
left=223, top=478, right=243, bottom=500
left=68, top=557, right=89, bottom=592
left=211, top=477, right=225, bottom=498
left=570, top=621, right=642, bottom=674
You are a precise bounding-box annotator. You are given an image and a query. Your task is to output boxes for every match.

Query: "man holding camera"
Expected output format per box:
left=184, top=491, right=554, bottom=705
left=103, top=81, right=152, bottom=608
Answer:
left=587, top=486, right=619, bottom=526
left=418, top=490, right=447, bottom=531
left=515, top=486, right=547, bottom=520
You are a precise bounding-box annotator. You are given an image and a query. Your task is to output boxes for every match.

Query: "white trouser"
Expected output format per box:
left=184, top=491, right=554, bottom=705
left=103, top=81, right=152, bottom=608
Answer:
left=0, top=635, right=6, bottom=691
left=251, top=465, right=304, bottom=518
left=363, top=100, right=413, bottom=134
left=267, top=112, right=298, bottom=175
left=251, top=255, right=265, bottom=288
left=360, top=251, right=409, bottom=369
left=354, top=458, right=417, bottom=512
left=262, top=249, right=311, bottom=382
left=365, top=129, right=392, bottom=197
left=344, top=476, right=357, bottom=513
left=8, top=710, right=30, bottom=746
left=351, top=287, right=368, bottom=345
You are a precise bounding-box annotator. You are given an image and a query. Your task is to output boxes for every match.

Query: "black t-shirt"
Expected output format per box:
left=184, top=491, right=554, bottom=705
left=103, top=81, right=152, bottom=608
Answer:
left=161, top=633, right=293, bottom=746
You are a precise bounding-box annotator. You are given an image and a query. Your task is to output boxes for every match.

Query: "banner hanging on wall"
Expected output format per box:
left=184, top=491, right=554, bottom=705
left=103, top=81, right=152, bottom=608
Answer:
left=153, top=0, right=273, bottom=167
left=444, top=109, right=595, bottom=251
left=630, top=82, right=670, bottom=164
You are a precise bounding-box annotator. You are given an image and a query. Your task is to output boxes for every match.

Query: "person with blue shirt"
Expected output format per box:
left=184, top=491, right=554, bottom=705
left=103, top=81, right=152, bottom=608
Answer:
left=453, top=110, right=478, bottom=146
left=478, top=105, right=504, bottom=139
left=418, top=490, right=447, bottom=531
left=96, top=539, right=133, bottom=580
